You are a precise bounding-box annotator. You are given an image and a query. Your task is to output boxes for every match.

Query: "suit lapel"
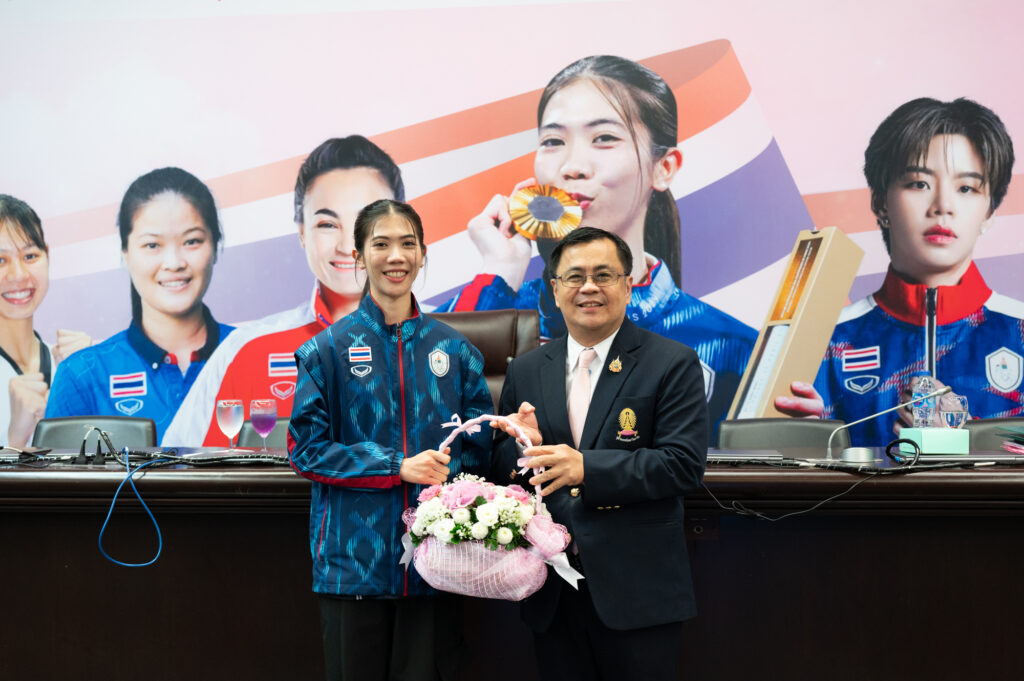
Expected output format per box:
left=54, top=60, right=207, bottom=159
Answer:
left=579, top=321, right=642, bottom=450
left=540, top=337, right=573, bottom=447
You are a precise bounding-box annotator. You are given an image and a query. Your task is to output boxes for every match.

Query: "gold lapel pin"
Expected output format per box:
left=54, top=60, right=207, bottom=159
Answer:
left=609, top=356, right=622, bottom=373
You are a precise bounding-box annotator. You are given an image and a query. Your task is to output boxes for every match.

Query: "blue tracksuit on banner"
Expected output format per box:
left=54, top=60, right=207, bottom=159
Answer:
left=288, top=295, right=493, bottom=598
left=817, top=263, right=1024, bottom=447
left=440, top=260, right=756, bottom=444
left=45, top=307, right=233, bottom=440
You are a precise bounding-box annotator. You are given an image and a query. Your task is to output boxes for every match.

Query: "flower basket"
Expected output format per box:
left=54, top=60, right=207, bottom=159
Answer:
left=400, top=414, right=582, bottom=601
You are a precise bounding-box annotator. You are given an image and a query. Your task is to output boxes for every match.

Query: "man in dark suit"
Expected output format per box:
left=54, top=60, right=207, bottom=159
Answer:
left=493, top=227, right=708, bottom=681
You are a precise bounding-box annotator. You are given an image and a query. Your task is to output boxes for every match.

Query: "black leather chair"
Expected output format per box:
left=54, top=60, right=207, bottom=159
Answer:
left=718, top=418, right=851, bottom=452
left=964, top=417, right=1024, bottom=452
left=427, top=309, right=541, bottom=411
left=237, top=419, right=289, bottom=448
left=32, top=416, right=158, bottom=450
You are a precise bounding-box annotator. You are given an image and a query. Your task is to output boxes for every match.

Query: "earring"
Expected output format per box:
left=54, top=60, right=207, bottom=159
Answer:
left=880, top=217, right=890, bottom=228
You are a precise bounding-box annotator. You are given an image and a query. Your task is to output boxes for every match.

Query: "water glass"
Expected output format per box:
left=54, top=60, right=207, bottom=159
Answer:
left=216, top=399, right=244, bottom=450
left=250, top=399, right=278, bottom=451
left=939, top=393, right=969, bottom=429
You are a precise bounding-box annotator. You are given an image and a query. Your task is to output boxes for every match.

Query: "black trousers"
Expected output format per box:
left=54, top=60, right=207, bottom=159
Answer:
left=317, top=595, right=462, bottom=681
left=532, top=582, right=682, bottom=681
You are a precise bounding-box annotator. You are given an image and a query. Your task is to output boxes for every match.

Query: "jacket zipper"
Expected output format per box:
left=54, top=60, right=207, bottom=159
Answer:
left=396, top=323, right=410, bottom=597
left=925, top=288, right=937, bottom=375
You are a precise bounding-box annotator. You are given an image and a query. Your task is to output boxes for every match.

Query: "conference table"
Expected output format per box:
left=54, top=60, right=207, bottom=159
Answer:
left=2, top=448, right=1023, bottom=681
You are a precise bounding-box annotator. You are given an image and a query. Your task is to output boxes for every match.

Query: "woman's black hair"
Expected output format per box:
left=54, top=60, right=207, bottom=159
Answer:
left=0, top=194, right=47, bottom=252
left=537, top=55, right=681, bottom=287
left=865, top=97, right=1015, bottom=252
left=353, top=199, right=425, bottom=299
left=294, top=136, right=405, bottom=223
left=118, top=167, right=221, bottom=320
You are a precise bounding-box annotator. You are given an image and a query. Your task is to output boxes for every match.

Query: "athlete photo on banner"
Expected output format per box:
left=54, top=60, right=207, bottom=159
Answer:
left=1, top=1, right=1022, bottom=446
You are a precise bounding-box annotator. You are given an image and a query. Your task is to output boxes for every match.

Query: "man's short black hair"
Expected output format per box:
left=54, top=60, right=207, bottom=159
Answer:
left=548, top=226, right=633, bottom=276
left=864, top=97, right=1014, bottom=252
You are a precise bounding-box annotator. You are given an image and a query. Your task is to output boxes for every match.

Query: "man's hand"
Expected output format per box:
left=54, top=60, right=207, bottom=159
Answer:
left=491, top=401, right=542, bottom=446
left=773, top=381, right=825, bottom=418
left=8, top=373, right=48, bottom=448
left=400, top=447, right=451, bottom=486
left=522, top=443, right=583, bottom=496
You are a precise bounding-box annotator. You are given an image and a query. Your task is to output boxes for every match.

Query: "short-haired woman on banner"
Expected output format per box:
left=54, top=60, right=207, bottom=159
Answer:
left=289, top=199, right=493, bottom=681
left=775, top=98, right=1021, bottom=445
left=46, top=167, right=233, bottom=440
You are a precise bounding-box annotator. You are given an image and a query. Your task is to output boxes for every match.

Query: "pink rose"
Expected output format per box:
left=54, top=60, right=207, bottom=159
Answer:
left=417, top=485, right=441, bottom=503
left=504, top=484, right=531, bottom=504
left=441, top=480, right=486, bottom=509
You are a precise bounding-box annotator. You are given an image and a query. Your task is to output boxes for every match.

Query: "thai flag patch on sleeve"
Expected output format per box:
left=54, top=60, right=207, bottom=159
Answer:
left=268, top=352, right=298, bottom=377
left=109, top=372, right=147, bottom=398
left=842, top=346, right=881, bottom=372
left=348, top=346, right=372, bottom=363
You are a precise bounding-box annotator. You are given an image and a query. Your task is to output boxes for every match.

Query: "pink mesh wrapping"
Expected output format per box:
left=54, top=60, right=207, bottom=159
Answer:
left=523, top=514, right=570, bottom=559
left=413, top=537, right=547, bottom=601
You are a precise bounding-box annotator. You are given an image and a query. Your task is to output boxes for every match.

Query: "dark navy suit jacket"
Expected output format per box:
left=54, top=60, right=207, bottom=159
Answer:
left=495, top=319, right=708, bottom=631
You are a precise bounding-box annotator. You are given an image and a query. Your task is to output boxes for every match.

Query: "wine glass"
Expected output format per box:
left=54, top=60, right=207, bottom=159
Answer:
left=216, top=399, right=244, bottom=451
left=250, top=399, right=278, bottom=451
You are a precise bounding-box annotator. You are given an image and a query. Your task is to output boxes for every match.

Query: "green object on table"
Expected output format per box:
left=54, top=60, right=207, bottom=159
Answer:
left=900, top=427, right=970, bottom=456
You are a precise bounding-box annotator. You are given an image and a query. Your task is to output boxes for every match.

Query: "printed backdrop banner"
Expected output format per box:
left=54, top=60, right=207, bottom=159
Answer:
left=2, top=0, right=1022, bottom=341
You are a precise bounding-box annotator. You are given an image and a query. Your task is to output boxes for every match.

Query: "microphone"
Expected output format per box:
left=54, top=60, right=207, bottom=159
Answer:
left=826, top=385, right=952, bottom=461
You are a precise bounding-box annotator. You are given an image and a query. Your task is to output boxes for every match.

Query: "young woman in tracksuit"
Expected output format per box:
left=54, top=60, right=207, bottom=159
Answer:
left=288, top=199, right=493, bottom=681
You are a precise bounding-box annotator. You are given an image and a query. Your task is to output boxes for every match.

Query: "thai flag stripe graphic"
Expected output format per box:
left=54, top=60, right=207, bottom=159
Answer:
left=348, top=346, right=372, bottom=363
left=268, top=352, right=298, bottom=377
left=842, top=346, right=881, bottom=371
left=110, top=372, right=147, bottom=397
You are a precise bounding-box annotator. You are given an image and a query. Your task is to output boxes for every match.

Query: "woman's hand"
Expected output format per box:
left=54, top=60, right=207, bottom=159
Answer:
left=8, top=372, right=48, bottom=448
left=466, top=179, right=536, bottom=292
left=773, top=381, right=825, bottom=418
left=400, top=447, right=451, bottom=486
left=53, top=329, right=92, bottom=364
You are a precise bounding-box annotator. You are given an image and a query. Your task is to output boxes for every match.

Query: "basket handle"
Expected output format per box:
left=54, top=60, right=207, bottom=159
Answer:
left=438, top=413, right=543, bottom=511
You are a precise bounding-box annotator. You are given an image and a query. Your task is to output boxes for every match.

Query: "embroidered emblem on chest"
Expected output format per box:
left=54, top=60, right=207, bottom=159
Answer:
left=110, top=372, right=147, bottom=398
left=986, top=347, right=1023, bottom=393
left=844, top=375, right=880, bottom=394
left=616, top=408, right=639, bottom=442
left=268, top=352, right=297, bottom=377
left=842, top=346, right=881, bottom=372
left=348, top=346, right=372, bottom=363
left=429, top=349, right=450, bottom=377
left=270, top=381, right=295, bottom=400
left=114, top=398, right=143, bottom=416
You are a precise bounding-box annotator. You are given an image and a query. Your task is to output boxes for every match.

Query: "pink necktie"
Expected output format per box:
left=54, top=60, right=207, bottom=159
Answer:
left=568, top=348, right=597, bottom=448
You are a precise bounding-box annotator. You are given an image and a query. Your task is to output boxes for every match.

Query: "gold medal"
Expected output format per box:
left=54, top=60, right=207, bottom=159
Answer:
left=609, top=356, right=622, bottom=373
left=509, top=185, right=582, bottom=240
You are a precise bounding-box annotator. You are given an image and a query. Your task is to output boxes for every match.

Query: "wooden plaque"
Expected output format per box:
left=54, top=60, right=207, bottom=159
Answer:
left=728, top=226, right=864, bottom=419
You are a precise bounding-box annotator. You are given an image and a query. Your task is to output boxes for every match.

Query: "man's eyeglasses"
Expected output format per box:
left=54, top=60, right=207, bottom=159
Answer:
left=553, top=271, right=628, bottom=288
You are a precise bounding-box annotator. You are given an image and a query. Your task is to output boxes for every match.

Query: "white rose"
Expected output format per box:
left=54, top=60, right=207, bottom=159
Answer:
left=496, top=527, right=514, bottom=545
left=470, top=522, right=490, bottom=540
left=452, top=508, right=471, bottom=524
left=432, top=518, right=456, bottom=543
left=412, top=517, right=427, bottom=536
left=475, top=503, right=499, bottom=526
left=516, top=505, right=535, bottom=525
